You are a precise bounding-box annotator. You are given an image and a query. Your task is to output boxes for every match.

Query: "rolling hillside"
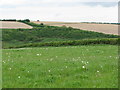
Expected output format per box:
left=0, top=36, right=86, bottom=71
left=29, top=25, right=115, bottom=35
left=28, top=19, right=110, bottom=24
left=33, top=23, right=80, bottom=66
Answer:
left=32, top=21, right=118, bottom=35
left=2, top=21, right=118, bottom=48
left=2, top=20, right=118, bottom=88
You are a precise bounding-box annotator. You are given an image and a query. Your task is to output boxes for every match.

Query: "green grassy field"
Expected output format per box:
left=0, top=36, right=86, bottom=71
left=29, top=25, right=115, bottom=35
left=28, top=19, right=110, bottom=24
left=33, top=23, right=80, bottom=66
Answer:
left=2, top=45, right=118, bottom=88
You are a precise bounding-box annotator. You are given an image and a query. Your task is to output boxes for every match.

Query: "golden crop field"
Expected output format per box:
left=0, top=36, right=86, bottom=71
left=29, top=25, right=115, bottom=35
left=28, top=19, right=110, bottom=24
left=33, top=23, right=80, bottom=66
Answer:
left=0, top=21, right=33, bottom=29
left=32, top=21, right=118, bottom=35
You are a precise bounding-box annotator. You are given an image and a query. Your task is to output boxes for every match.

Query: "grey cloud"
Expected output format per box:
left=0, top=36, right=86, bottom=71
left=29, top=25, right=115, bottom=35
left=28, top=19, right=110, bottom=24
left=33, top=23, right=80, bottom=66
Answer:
left=82, top=2, right=118, bottom=7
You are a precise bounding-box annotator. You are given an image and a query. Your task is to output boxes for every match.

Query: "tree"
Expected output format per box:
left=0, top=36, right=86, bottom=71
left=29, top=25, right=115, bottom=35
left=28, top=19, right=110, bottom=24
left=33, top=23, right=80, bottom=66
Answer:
left=40, top=23, right=44, bottom=25
left=24, top=19, right=30, bottom=22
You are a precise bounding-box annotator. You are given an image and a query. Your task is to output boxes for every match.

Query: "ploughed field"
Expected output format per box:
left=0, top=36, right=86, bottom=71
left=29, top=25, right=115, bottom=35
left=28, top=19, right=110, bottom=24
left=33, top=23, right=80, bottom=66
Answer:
left=3, top=45, right=118, bottom=88
left=32, top=21, right=118, bottom=35
left=0, top=21, right=33, bottom=29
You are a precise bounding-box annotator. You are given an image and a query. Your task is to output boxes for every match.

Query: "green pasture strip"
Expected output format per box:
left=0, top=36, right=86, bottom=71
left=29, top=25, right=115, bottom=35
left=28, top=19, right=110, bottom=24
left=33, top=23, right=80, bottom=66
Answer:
left=2, top=45, right=118, bottom=88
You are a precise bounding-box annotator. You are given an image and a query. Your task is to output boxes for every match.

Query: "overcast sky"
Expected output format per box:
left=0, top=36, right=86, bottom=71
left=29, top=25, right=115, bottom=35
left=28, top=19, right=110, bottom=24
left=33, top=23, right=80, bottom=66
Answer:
left=0, top=0, right=119, bottom=23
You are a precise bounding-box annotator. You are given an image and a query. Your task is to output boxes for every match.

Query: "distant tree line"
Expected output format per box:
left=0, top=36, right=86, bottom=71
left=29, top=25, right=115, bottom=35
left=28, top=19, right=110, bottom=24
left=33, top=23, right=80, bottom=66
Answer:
left=1, top=19, right=119, bottom=25
left=0, top=19, right=30, bottom=22
left=17, top=19, right=30, bottom=22
left=82, top=22, right=120, bottom=25
left=0, top=19, right=17, bottom=21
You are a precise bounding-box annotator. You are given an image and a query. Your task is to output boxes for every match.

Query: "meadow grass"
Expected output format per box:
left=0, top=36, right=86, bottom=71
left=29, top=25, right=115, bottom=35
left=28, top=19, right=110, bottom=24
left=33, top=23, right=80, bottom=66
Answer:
left=0, top=49, right=2, bottom=89
left=2, top=45, right=118, bottom=88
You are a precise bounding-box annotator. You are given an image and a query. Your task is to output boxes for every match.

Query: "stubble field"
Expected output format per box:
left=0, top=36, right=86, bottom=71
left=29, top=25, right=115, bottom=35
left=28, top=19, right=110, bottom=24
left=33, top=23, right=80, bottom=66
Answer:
left=32, top=21, right=118, bottom=35
left=0, top=21, right=33, bottom=29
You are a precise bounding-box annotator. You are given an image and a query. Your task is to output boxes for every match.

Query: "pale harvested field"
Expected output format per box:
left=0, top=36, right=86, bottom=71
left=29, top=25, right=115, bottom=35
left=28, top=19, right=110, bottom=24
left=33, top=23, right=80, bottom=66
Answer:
left=0, top=21, right=33, bottom=29
left=33, top=21, right=118, bottom=35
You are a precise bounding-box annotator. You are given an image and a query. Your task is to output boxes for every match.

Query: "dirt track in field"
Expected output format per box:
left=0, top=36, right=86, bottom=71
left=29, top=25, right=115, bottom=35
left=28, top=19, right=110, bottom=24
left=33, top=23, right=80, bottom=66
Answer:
left=0, top=21, right=33, bottom=29
left=33, top=21, right=118, bottom=35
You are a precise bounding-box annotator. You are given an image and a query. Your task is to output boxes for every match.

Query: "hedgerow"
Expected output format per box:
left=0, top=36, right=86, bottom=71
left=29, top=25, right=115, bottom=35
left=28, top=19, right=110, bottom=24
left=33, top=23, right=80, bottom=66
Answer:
left=6, top=38, right=118, bottom=49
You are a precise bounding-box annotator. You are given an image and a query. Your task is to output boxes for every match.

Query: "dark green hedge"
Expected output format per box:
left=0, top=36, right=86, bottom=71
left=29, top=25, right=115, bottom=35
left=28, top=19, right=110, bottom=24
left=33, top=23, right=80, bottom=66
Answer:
left=7, top=38, right=118, bottom=49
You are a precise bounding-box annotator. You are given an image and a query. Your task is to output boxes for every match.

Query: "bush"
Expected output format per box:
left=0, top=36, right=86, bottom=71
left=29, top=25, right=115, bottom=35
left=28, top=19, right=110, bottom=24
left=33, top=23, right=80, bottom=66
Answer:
left=17, top=19, right=30, bottom=22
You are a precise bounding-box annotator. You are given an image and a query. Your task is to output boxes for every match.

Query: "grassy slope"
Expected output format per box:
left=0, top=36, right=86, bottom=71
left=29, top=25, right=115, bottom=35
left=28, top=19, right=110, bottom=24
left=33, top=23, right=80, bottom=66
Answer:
left=2, top=21, right=118, bottom=88
left=2, top=22, right=118, bottom=48
left=3, top=45, right=118, bottom=88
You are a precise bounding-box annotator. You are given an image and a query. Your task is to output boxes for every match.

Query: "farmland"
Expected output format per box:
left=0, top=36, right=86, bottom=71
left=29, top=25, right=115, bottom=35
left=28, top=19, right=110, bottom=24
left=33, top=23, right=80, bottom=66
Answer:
left=2, top=20, right=118, bottom=88
left=33, top=21, right=118, bottom=35
left=0, top=21, right=33, bottom=29
left=2, top=45, right=118, bottom=88
left=2, top=21, right=118, bottom=49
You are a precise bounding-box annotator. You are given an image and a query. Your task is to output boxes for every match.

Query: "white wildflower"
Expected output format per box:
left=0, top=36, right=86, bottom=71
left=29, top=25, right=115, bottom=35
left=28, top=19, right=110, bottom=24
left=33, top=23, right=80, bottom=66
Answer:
left=37, top=54, right=41, bottom=56
left=48, top=70, right=51, bottom=72
left=109, top=56, right=112, bottom=58
left=82, top=66, right=85, bottom=68
left=65, top=66, right=68, bottom=68
left=97, top=71, right=99, bottom=72
left=9, top=68, right=11, bottom=70
left=3, top=61, right=5, bottom=63
left=50, top=58, right=53, bottom=61
left=37, top=54, right=40, bottom=56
